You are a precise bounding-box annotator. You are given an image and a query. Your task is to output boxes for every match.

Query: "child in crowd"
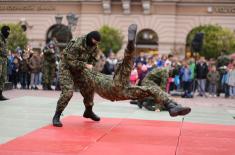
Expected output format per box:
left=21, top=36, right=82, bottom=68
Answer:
left=180, top=61, right=192, bottom=98
left=207, top=65, right=220, bottom=97
left=138, top=65, right=148, bottom=83
left=130, top=68, right=138, bottom=85
left=221, top=66, right=230, bottom=98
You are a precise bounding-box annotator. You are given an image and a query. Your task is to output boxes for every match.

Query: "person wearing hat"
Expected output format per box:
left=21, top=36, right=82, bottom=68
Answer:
left=0, top=25, right=10, bottom=100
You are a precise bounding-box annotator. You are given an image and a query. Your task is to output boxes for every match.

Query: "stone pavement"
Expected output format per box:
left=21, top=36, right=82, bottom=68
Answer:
left=0, top=89, right=234, bottom=145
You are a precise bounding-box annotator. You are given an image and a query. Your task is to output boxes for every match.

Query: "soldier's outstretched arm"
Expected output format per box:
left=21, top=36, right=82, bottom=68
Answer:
left=63, top=49, right=88, bottom=70
left=63, top=42, right=99, bottom=70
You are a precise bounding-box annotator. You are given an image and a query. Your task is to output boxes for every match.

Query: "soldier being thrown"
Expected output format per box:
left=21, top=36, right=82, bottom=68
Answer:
left=52, top=24, right=191, bottom=127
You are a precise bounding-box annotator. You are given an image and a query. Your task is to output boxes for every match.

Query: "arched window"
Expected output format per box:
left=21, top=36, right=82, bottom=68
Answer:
left=136, top=29, right=158, bottom=49
left=46, top=24, right=72, bottom=49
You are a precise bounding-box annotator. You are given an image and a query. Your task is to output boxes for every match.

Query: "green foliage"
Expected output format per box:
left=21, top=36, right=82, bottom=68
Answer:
left=99, top=25, right=124, bottom=56
left=186, top=25, right=235, bottom=59
left=0, top=23, right=28, bottom=51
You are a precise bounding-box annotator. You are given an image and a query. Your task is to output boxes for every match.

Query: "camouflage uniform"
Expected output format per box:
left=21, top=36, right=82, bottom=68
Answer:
left=0, top=34, right=8, bottom=91
left=42, top=44, right=56, bottom=89
left=142, top=68, right=168, bottom=92
left=56, top=36, right=99, bottom=112
left=135, top=68, right=169, bottom=110
left=55, top=36, right=173, bottom=113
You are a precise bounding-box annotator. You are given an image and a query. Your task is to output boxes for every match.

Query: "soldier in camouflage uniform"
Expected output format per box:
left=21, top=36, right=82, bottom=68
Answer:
left=133, top=68, right=169, bottom=111
left=53, top=24, right=191, bottom=127
left=42, top=41, right=57, bottom=90
left=0, top=26, right=10, bottom=100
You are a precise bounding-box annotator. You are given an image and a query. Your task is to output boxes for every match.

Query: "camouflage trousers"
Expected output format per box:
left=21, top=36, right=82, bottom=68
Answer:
left=42, top=62, right=56, bottom=85
left=0, top=57, right=7, bottom=91
left=56, top=47, right=173, bottom=113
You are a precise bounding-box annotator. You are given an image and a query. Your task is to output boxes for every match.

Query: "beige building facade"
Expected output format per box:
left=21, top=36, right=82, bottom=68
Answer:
left=1, top=0, right=235, bottom=54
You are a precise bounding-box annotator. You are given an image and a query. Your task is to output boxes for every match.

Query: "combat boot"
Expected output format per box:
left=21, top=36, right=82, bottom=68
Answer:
left=137, top=101, right=143, bottom=109
left=52, top=111, right=63, bottom=127
left=165, top=101, right=191, bottom=117
left=143, top=101, right=155, bottom=111
left=0, top=90, right=8, bottom=101
left=130, top=100, right=138, bottom=105
left=127, top=24, right=137, bottom=52
left=83, top=106, right=100, bottom=121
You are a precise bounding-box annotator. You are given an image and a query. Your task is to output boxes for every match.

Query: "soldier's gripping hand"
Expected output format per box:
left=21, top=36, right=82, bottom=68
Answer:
left=86, top=64, right=93, bottom=70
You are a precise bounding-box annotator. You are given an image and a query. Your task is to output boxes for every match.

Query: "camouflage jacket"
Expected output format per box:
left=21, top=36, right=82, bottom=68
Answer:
left=142, top=68, right=169, bottom=91
left=43, top=47, right=56, bottom=63
left=62, top=35, right=99, bottom=71
left=0, top=34, right=7, bottom=58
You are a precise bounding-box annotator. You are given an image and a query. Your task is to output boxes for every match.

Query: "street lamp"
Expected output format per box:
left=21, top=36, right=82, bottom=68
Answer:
left=19, top=18, right=33, bottom=31
left=66, top=12, right=79, bottom=31
left=55, top=14, right=63, bottom=25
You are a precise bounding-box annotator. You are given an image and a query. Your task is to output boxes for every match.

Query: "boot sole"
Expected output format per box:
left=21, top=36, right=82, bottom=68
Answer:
left=83, top=114, right=101, bottom=121
left=53, top=123, right=63, bottom=127
left=170, top=107, right=191, bottom=117
left=52, top=117, right=63, bottom=127
left=179, top=107, right=191, bottom=116
left=128, top=24, right=137, bottom=42
left=0, top=99, right=9, bottom=101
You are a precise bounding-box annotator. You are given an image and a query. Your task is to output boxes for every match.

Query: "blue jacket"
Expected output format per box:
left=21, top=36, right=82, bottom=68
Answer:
left=221, top=72, right=229, bottom=85
left=180, top=67, right=192, bottom=82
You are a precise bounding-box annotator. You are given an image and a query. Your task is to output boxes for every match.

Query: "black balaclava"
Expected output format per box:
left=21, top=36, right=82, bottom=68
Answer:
left=1, top=26, right=10, bottom=39
left=86, top=31, right=101, bottom=47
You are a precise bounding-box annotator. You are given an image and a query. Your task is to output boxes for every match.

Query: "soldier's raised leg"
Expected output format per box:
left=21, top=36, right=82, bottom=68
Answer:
left=113, top=24, right=191, bottom=117
left=113, top=24, right=137, bottom=87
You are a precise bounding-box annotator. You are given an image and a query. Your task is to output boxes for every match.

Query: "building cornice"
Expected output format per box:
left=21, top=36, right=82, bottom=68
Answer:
left=0, top=0, right=101, bottom=1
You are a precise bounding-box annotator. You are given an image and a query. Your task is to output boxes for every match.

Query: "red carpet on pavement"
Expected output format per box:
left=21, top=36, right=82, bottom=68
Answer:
left=0, top=116, right=234, bottom=155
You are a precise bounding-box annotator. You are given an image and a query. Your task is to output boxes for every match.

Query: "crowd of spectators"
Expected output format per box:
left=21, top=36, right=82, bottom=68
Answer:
left=7, top=47, right=51, bottom=90
left=6, top=47, right=235, bottom=100
left=95, top=50, right=235, bottom=100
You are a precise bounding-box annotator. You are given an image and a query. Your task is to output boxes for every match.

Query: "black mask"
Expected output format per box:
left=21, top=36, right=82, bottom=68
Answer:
left=86, top=31, right=101, bottom=47
left=1, top=26, right=10, bottom=39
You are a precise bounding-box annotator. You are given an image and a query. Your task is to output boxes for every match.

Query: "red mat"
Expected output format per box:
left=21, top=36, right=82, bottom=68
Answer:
left=0, top=116, right=234, bottom=155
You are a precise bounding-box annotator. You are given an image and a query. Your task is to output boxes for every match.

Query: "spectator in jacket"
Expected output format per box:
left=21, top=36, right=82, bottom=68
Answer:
left=135, top=52, right=147, bottom=66
left=29, top=51, right=42, bottom=90
left=221, top=66, right=230, bottom=98
left=180, top=61, right=192, bottom=98
left=19, top=52, right=30, bottom=89
left=195, top=57, right=208, bottom=97
left=207, top=65, right=220, bottom=97
left=11, top=53, right=20, bottom=89
left=102, top=52, right=117, bottom=75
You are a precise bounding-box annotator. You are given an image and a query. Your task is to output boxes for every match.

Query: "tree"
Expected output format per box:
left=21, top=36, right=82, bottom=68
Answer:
left=186, top=25, right=235, bottom=59
left=0, top=23, right=28, bottom=51
left=99, top=25, right=124, bottom=56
